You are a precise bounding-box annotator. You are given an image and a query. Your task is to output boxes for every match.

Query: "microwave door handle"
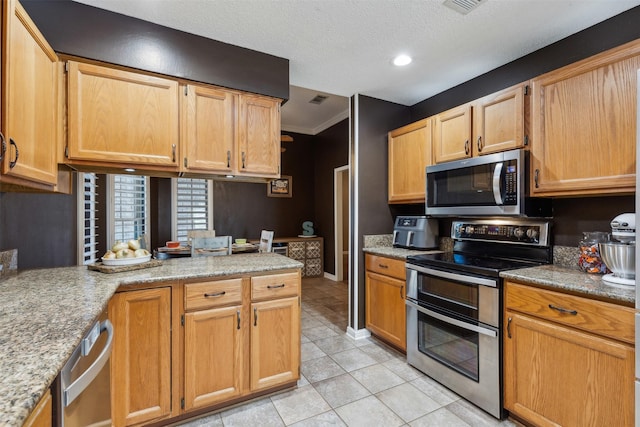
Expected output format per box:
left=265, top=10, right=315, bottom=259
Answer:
left=492, top=162, right=504, bottom=205
left=406, top=300, right=497, bottom=338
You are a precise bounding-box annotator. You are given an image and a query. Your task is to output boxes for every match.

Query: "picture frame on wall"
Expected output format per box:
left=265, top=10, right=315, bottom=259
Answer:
left=267, top=175, right=292, bottom=198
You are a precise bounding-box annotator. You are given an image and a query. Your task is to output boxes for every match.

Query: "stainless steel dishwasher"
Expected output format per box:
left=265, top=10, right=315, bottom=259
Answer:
left=55, top=309, right=113, bottom=426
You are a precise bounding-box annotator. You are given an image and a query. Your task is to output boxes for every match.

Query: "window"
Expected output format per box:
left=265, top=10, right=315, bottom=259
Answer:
left=108, top=174, right=149, bottom=248
left=77, top=173, right=100, bottom=265
left=172, top=178, right=213, bottom=245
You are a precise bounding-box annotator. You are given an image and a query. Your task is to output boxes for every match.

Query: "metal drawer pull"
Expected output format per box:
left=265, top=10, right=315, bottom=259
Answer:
left=254, top=307, right=258, bottom=326
left=548, top=304, right=578, bottom=315
left=378, top=264, right=389, bottom=269
left=267, top=284, right=285, bottom=289
left=204, top=291, right=226, bottom=298
left=171, top=144, right=176, bottom=162
left=400, top=286, right=404, bottom=299
left=0, top=132, right=5, bottom=161
left=507, top=317, right=512, bottom=338
left=237, top=310, right=241, bottom=330
left=9, top=138, right=18, bottom=169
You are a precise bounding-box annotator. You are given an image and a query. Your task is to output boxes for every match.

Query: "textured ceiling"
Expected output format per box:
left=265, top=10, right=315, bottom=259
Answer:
left=73, top=0, right=640, bottom=134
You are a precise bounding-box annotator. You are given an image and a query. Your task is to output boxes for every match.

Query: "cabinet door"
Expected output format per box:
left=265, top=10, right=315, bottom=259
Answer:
left=504, top=311, right=634, bottom=427
left=250, top=296, right=300, bottom=391
left=184, top=305, right=243, bottom=410
left=365, top=270, right=406, bottom=351
left=238, top=95, right=280, bottom=177
left=183, top=84, right=237, bottom=173
left=473, top=84, right=525, bottom=156
left=530, top=41, right=640, bottom=196
left=388, top=118, right=432, bottom=203
left=67, top=61, right=180, bottom=168
left=433, top=104, right=472, bottom=163
left=1, top=0, right=58, bottom=187
left=110, top=288, right=172, bottom=426
left=23, top=389, right=52, bottom=427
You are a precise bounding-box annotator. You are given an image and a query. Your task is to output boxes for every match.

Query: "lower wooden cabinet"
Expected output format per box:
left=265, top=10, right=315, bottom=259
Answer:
left=109, top=287, right=172, bottom=426
left=504, top=281, right=635, bottom=427
left=364, top=254, right=406, bottom=351
left=109, top=270, right=300, bottom=426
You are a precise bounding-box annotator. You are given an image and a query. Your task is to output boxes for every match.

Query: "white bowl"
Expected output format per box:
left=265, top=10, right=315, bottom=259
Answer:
left=102, top=255, right=152, bottom=266
left=599, top=242, right=635, bottom=279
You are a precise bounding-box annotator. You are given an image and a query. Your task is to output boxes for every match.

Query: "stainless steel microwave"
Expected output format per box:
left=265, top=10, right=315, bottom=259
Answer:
left=425, top=149, right=551, bottom=217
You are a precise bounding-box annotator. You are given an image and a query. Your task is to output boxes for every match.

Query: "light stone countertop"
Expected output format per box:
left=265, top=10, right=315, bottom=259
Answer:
left=0, top=253, right=303, bottom=427
left=500, top=264, right=635, bottom=305
left=362, top=247, right=442, bottom=260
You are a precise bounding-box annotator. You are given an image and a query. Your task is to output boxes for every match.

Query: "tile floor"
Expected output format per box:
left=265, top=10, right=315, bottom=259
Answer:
left=175, top=277, right=517, bottom=427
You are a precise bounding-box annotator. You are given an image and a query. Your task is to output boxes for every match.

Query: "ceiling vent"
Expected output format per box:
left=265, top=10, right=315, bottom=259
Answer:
left=443, top=0, right=486, bottom=15
left=309, top=94, right=328, bottom=105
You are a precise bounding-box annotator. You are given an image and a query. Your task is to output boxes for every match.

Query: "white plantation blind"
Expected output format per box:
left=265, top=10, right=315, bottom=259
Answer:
left=78, top=173, right=100, bottom=265
left=172, top=178, right=213, bottom=245
left=111, top=175, right=148, bottom=245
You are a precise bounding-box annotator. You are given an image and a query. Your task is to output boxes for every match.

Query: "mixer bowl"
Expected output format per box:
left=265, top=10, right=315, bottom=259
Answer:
left=599, top=242, right=635, bottom=279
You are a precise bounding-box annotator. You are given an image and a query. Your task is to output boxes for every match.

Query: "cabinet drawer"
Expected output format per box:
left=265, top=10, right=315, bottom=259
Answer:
left=505, top=281, right=634, bottom=344
left=251, top=272, right=299, bottom=301
left=365, top=254, right=405, bottom=280
left=185, top=278, right=242, bottom=311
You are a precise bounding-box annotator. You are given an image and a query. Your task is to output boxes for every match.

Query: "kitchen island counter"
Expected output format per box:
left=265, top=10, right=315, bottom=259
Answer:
left=500, top=264, right=634, bottom=306
left=0, top=253, right=302, bottom=427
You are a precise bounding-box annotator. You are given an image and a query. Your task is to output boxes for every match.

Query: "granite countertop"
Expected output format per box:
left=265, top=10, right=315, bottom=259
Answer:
left=362, top=246, right=442, bottom=260
left=500, top=264, right=635, bottom=305
left=0, top=253, right=302, bottom=427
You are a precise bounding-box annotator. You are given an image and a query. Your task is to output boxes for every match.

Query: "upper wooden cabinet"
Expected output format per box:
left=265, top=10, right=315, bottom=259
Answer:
left=238, top=94, right=281, bottom=177
left=182, top=84, right=236, bottom=173
left=1, top=0, right=59, bottom=189
left=388, top=118, right=432, bottom=203
left=182, top=85, right=281, bottom=178
left=530, top=40, right=640, bottom=196
left=66, top=61, right=180, bottom=170
left=433, top=83, right=527, bottom=164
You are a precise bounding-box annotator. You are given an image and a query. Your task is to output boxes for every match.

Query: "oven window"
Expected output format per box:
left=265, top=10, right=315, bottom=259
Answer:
left=418, top=275, right=478, bottom=319
left=417, top=310, right=479, bottom=382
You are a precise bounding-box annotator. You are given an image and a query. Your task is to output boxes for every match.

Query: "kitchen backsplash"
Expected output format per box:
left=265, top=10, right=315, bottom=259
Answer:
left=553, top=245, right=581, bottom=270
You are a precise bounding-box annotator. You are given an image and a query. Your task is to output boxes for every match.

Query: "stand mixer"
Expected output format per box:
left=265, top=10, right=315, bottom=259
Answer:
left=600, top=213, right=636, bottom=286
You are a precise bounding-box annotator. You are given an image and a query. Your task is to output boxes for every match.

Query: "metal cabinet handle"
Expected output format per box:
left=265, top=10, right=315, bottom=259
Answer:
left=464, top=140, right=470, bottom=155
left=184, top=157, right=188, bottom=168
left=548, top=304, right=578, bottom=315
left=237, top=310, right=241, bottom=330
left=534, top=169, right=540, bottom=188
left=227, top=150, right=231, bottom=168
left=400, top=285, right=404, bottom=299
left=253, top=307, right=258, bottom=326
left=204, top=291, right=226, bottom=298
left=241, top=151, right=246, bottom=169
left=0, top=132, right=5, bottom=161
left=267, top=284, right=285, bottom=289
left=9, top=139, right=19, bottom=169
left=507, top=317, right=512, bottom=339
left=477, top=136, right=483, bottom=152
left=378, top=264, right=388, bottom=269
left=172, top=144, right=176, bottom=162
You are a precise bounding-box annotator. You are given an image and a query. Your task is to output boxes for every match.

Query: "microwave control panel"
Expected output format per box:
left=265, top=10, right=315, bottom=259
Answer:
left=503, top=162, right=518, bottom=204
left=452, top=220, right=550, bottom=246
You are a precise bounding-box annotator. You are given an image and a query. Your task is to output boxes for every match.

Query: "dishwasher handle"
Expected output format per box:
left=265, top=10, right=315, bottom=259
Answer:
left=63, top=319, right=113, bottom=407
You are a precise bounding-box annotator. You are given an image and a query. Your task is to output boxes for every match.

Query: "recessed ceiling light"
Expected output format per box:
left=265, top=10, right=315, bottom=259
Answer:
left=393, top=54, right=412, bottom=67
left=124, top=168, right=136, bottom=172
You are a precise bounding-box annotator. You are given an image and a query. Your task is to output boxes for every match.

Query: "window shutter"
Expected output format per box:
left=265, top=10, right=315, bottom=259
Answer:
left=79, top=173, right=99, bottom=265
left=113, top=175, right=147, bottom=243
left=175, top=178, right=211, bottom=244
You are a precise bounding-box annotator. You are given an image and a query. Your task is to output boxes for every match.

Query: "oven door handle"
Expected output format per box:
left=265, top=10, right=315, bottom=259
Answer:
left=407, top=265, right=497, bottom=288
left=492, top=162, right=504, bottom=206
left=406, top=300, right=497, bottom=338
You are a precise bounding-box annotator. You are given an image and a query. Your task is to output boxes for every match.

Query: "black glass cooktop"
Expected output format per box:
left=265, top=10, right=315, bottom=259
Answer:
left=407, top=251, right=545, bottom=278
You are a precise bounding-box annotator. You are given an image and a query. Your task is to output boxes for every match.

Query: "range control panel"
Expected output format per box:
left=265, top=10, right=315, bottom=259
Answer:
left=452, top=220, right=550, bottom=246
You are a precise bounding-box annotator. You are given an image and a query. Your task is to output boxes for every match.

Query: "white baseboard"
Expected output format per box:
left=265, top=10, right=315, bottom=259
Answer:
left=323, top=272, right=337, bottom=281
left=346, top=326, right=371, bottom=340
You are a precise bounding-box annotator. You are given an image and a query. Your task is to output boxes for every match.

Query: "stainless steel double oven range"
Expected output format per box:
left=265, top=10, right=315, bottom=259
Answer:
left=405, top=219, right=552, bottom=419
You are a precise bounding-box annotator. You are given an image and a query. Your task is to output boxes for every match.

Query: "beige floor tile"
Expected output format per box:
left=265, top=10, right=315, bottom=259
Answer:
left=356, top=342, right=400, bottom=363
left=409, top=376, right=461, bottom=406
left=302, top=342, right=328, bottom=361
left=350, top=364, right=405, bottom=394
left=334, top=395, right=404, bottom=427
left=313, top=373, right=371, bottom=408
left=330, top=348, right=378, bottom=372
left=409, top=407, right=470, bottom=427
left=313, top=335, right=356, bottom=355
left=382, top=358, right=425, bottom=381
left=271, top=385, right=332, bottom=425
left=219, top=397, right=284, bottom=426
left=376, top=382, right=442, bottom=422
left=302, top=355, right=347, bottom=383
left=303, top=325, right=340, bottom=341
left=288, top=410, right=347, bottom=426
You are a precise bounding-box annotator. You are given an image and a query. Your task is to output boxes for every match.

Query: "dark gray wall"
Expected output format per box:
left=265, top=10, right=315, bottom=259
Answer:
left=314, top=120, right=350, bottom=275
left=352, top=95, right=411, bottom=329
left=22, top=0, right=289, bottom=100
